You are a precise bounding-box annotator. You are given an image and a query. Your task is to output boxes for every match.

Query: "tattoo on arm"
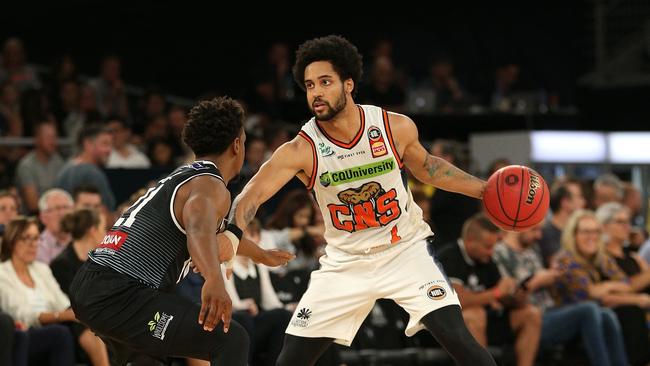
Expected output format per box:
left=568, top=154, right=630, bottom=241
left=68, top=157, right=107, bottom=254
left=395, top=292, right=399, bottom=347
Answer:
left=229, top=195, right=259, bottom=229
left=423, top=154, right=441, bottom=178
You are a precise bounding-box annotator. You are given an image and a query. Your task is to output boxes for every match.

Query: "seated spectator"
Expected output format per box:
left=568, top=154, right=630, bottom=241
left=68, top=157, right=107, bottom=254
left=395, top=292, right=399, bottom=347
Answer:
left=51, top=208, right=105, bottom=295
left=36, top=189, right=73, bottom=264
left=147, top=137, right=177, bottom=170
left=553, top=209, right=650, bottom=366
left=0, top=81, right=23, bottom=137
left=428, top=139, right=479, bottom=248
left=87, top=55, right=129, bottom=120
left=73, top=184, right=103, bottom=212
left=14, top=121, right=64, bottom=213
left=358, top=56, right=406, bottom=112
left=428, top=55, right=467, bottom=113
left=437, top=213, right=541, bottom=366
left=0, top=190, right=19, bottom=235
left=0, top=216, right=76, bottom=365
left=597, top=202, right=650, bottom=294
left=538, top=178, right=586, bottom=267
left=0, top=38, right=41, bottom=92
left=51, top=208, right=110, bottom=366
left=592, top=173, right=624, bottom=209
left=265, top=190, right=324, bottom=273
left=494, top=220, right=628, bottom=366
left=106, top=116, right=150, bottom=169
left=223, top=222, right=292, bottom=366
left=55, top=124, right=116, bottom=212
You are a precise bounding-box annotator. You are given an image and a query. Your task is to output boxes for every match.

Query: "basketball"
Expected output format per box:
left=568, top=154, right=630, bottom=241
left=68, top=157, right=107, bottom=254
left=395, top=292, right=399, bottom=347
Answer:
left=482, top=165, right=550, bottom=232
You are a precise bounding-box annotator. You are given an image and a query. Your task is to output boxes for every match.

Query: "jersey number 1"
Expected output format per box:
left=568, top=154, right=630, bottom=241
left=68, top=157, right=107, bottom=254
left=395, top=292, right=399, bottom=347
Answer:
left=390, top=225, right=401, bottom=244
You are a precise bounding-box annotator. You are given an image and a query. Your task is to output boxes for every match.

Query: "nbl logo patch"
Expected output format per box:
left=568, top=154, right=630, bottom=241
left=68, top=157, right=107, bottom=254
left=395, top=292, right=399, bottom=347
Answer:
left=427, top=285, right=447, bottom=300
left=367, top=126, right=387, bottom=158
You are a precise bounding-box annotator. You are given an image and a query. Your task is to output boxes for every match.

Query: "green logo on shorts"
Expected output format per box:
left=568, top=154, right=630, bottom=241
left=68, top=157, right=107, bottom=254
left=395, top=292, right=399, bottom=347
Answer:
left=147, top=311, right=174, bottom=340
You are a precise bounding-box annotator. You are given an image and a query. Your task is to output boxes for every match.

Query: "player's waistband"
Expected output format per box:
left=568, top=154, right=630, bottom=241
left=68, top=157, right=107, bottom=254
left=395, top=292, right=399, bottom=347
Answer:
left=330, top=234, right=434, bottom=256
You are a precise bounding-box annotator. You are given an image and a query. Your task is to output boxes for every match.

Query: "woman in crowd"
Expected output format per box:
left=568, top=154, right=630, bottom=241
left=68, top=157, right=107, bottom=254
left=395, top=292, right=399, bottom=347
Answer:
left=0, top=216, right=75, bottom=365
left=553, top=210, right=650, bottom=366
left=597, top=202, right=650, bottom=295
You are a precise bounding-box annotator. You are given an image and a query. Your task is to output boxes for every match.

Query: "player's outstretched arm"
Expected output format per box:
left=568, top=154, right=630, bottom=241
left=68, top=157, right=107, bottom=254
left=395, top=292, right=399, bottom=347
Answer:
left=181, top=176, right=232, bottom=333
left=391, top=112, right=486, bottom=199
left=229, top=136, right=312, bottom=232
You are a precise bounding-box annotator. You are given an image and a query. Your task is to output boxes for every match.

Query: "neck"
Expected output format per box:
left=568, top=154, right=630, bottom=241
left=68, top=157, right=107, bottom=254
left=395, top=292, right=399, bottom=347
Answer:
left=52, top=229, right=70, bottom=244
left=198, top=156, right=234, bottom=184
left=552, top=211, right=570, bottom=229
left=35, top=148, right=50, bottom=161
left=11, top=257, right=29, bottom=275
left=76, top=151, right=95, bottom=165
left=73, top=238, right=94, bottom=261
left=606, top=240, right=624, bottom=257
left=319, top=97, right=357, bottom=128
left=503, top=232, right=524, bottom=252
left=116, top=144, right=130, bottom=155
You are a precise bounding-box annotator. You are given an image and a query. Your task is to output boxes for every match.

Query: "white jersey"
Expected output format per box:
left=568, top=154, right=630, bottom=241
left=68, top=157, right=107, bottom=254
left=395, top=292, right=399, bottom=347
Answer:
left=299, top=104, right=433, bottom=253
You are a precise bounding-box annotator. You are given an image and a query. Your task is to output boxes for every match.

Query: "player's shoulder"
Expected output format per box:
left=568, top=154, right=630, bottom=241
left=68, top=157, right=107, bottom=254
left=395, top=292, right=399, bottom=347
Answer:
left=385, top=111, right=415, bottom=127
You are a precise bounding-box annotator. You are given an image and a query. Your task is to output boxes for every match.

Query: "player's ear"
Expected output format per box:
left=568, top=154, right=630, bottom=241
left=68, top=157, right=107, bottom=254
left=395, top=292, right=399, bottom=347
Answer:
left=345, top=79, right=354, bottom=94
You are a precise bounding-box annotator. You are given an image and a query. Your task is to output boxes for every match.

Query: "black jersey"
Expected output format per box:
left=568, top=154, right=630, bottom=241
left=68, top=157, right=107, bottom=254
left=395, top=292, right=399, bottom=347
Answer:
left=89, top=160, right=226, bottom=291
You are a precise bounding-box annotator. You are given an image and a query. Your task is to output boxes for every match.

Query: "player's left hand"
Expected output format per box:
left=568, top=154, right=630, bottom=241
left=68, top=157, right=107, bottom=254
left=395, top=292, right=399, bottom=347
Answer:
left=216, top=234, right=235, bottom=263
left=254, top=249, right=295, bottom=267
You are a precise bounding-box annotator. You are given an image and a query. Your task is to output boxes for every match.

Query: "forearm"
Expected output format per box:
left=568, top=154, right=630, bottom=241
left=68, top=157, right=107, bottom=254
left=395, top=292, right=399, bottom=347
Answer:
left=229, top=193, right=260, bottom=232
left=236, top=237, right=265, bottom=263
left=188, top=234, right=224, bottom=280
left=455, top=284, right=498, bottom=307
left=420, top=154, right=486, bottom=199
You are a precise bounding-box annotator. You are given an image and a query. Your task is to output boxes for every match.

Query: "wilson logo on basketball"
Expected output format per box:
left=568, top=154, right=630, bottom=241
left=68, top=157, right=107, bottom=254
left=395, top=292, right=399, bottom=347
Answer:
left=526, top=172, right=542, bottom=204
left=505, top=174, right=519, bottom=186
left=427, top=285, right=446, bottom=300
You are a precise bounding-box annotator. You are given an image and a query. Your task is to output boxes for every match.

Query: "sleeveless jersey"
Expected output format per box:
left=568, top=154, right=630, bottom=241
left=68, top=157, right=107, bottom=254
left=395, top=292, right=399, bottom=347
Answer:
left=89, top=160, right=225, bottom=290
left=299, top=104, right=433, bottom=253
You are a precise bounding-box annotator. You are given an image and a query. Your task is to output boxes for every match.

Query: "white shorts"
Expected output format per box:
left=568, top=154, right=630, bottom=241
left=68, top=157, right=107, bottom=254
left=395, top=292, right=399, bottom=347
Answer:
left=285, top=237, right=460, bottom=346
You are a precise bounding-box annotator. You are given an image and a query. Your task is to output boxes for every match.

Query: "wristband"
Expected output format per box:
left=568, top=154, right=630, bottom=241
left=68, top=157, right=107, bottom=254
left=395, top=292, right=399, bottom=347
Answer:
left=226, top=223, right=243, bottom=241
left=223, top=223, right=243, bottom=269
left=492, top=287, right=501, bottom=300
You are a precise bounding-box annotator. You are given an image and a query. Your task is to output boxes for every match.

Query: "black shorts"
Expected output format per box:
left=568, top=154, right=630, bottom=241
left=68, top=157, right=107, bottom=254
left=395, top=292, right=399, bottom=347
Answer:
left=69, top=260, right=247, bottom=364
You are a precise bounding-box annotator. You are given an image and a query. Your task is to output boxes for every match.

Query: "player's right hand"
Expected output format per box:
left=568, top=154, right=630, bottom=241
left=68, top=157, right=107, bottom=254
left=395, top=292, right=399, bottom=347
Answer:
left=199, top=275, right=232, bottom=333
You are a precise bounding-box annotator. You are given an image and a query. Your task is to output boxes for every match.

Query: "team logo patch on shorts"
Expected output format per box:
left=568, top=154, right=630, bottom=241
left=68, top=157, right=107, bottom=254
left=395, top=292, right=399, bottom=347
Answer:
left=291, top=308, right=312, bottom=328
left=427, top=285, right=447, bottom=300
left=147, top=311, right=174, bottom=340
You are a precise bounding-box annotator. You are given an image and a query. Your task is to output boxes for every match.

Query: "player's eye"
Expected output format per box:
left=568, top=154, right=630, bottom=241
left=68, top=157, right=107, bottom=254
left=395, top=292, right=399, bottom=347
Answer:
left=322, top=80, right=331, bottom=86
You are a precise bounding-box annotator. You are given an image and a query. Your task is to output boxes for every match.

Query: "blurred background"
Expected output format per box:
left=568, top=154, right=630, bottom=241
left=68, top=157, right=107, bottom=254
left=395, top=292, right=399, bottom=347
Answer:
left=1, top=2, right=650, bottom=365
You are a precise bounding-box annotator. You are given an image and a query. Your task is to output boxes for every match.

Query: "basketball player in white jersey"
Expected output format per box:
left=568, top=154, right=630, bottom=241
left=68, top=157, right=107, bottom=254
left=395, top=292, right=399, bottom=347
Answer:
left=229, top=35, right=497, bottom=365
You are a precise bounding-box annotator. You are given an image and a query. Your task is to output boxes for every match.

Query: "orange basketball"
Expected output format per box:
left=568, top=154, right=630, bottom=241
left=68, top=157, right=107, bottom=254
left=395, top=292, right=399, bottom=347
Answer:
left=482, top=165, right=550, bottom=232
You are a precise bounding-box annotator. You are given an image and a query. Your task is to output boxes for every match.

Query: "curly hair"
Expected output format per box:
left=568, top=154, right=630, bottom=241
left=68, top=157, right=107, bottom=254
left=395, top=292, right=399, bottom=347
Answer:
left=293, top=35, right=363, bottom=96
left=182, top=96, right=244, bottom=157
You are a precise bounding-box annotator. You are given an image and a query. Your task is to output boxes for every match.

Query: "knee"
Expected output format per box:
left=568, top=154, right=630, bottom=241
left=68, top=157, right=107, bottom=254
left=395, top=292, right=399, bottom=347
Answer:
left=46, top=324, right=75, bottom=346
left=462, top=306, right=487, bottom=332
left=575, top=301, right=601, bottom=321
left=524, top=304, right=542, bottom=327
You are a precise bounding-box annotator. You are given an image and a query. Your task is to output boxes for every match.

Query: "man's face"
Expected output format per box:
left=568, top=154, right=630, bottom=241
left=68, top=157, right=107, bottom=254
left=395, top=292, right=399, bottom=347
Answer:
left=36, top=123, right=58, bottom=155
left=75, top=192, right=102, bottom=211
left=40, top=194, right=73, bottom=233
left=467, top=231, right=499, bottom=263
left=519, top=221, right=544, bottom=249
left=304, top=61, right=348, bottom=121
left=565, top=182, right=586, bottom=212
left=87, top=133, right=113, bottom=165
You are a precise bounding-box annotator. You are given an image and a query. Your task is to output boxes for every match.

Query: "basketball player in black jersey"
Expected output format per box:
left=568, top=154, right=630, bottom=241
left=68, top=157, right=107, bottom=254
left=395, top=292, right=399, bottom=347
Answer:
left=69, top=97, right=294, bottom=366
